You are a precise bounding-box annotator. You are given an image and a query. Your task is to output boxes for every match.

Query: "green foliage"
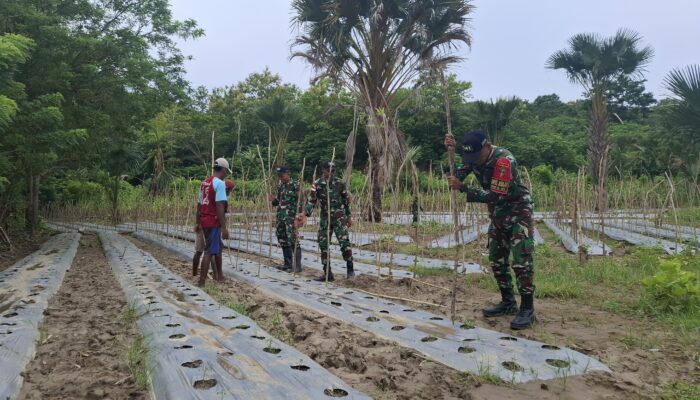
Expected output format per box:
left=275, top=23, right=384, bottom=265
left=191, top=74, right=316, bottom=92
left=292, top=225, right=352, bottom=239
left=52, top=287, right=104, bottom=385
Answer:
left=662, top=382, right=700, bottom=400
left=641, top=259, right=700, bottom=312
left=531, top=165, right=554, bottom=185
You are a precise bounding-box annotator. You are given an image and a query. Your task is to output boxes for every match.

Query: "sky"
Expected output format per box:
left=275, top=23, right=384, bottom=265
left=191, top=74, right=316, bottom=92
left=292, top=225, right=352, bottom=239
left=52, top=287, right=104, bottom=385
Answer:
left=169, top=0, right=700, bottom=102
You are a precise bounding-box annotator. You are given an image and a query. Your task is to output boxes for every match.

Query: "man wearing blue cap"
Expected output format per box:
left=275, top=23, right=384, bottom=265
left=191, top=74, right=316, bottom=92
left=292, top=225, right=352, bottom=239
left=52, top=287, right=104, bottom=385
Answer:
left=269, top=166, right=303, bottom=272
left=445, top=130, right=536, bottom=330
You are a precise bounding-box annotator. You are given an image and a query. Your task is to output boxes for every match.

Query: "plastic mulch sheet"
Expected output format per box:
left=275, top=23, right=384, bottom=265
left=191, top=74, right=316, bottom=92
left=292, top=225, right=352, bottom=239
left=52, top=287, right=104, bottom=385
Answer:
left=0, top=233, right=81, bottom=399
left=133, top=229, right=611, bottom=384
left=99, top=232, right=368, bottom=400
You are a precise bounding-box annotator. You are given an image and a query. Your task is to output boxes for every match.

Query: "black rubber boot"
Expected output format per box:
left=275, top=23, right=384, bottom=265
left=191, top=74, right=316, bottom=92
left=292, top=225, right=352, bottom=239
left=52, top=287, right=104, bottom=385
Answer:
left=510, top=293, right=536, bottom=330
left=292, top=246, right=302, bottom=273
left=281, top=246, right=293, bottom=272
left=314, top=261, right=334, bottom=282
left=346, top=260, right=355, bottom=278
left=482, top=288, right=518, bottom=317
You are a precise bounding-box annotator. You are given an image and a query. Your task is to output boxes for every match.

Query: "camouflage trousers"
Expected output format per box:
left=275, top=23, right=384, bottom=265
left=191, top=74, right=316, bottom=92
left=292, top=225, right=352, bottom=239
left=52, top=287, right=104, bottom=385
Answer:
left=488, top=211, right=535, bottom=295
left=318, top=212, right=353, bottom=264
left=275, top=215, right=296, bottom=247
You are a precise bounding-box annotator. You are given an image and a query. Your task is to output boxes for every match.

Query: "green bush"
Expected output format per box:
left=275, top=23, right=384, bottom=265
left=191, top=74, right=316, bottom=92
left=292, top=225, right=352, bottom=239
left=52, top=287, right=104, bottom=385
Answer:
left=641, top=258, right=700, bottom=312
left=531, top=164, right=554, bottom=186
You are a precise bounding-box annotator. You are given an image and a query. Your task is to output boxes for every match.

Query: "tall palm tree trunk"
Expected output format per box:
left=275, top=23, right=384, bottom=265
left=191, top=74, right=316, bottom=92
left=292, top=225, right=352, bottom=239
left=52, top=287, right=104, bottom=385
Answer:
left=364, top=109, right=407, bottom=222
left=588, top=89, right=610, bottom=211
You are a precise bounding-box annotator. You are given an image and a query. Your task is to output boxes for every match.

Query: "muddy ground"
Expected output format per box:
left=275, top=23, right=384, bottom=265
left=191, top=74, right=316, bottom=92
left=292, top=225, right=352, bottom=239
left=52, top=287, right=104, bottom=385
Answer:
left=18, top=234, right=148, bottom=400
left=128, top=235, right=477, bottom=400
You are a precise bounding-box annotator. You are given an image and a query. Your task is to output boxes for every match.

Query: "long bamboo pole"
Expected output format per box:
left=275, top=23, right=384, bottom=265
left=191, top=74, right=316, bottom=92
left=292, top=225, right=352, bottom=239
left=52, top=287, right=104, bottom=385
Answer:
left=441, top=71, right=462, bottom=325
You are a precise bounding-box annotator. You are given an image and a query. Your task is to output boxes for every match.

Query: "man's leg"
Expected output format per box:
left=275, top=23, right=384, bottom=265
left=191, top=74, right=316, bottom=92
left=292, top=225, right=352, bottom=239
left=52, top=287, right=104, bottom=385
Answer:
left=193, top=231, right=205, bottom=276
left=276, top=219, right=292, bottom=271
left=192, top=251, right=202, bottom=276
left=215, top=253, right=224, bottom=282
left=315, top=217, right=333, bottom=281
left=482, top=222, right=518, bottom=317
left=198, top=228, right=219, bottom=287
left=509, top=214, right=536, bottom=329
left=334, top=215, right=354, bottom=278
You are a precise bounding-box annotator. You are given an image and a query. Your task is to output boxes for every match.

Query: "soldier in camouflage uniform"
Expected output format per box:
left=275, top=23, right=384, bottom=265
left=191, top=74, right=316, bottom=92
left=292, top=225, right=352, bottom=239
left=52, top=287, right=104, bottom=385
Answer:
left=269, top=166, right=302, bottom=272
left=298, top=161, right=354, bottom=281
left=446, top=130, right=536, bottom=330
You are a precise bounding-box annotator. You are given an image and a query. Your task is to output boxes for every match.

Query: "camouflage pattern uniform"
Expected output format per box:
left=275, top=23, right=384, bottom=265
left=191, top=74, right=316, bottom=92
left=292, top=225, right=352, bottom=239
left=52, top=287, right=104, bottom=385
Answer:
left=304, top=176, right=353, bottom=264
left=272, top=180, right=300, bottom=247
left=455, top=146, right=535, bottom=296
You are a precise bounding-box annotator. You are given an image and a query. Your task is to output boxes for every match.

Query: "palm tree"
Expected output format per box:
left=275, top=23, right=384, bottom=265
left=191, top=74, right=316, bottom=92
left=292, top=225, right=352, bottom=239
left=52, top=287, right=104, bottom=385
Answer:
left=547, top=29, right=653, bottom=211
left=473, top=96, right=521, bottom=145
left=256, top=95, right=301, bottom=167
left=292, top=0, right=474, bottom=221
left=663, top=65, right=700, bottom=199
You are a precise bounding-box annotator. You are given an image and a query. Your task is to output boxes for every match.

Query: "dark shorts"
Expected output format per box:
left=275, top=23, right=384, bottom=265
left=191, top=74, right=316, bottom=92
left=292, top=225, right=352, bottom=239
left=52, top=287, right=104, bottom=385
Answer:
left=202, top=227, right=223, bottom=255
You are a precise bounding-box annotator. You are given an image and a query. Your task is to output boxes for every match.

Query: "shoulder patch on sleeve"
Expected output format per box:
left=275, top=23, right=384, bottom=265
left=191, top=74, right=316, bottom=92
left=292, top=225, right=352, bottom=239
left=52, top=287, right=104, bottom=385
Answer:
left=491, top=157, right=512, bottom=195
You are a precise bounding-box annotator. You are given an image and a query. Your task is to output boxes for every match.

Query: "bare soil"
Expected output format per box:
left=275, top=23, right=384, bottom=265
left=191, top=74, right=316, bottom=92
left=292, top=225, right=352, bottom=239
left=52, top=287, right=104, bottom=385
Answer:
left=0, top=230, right=52, bottom=272
left=128, top=235, right=477, bottom=400
left=18, top=234, right=148, bottom=400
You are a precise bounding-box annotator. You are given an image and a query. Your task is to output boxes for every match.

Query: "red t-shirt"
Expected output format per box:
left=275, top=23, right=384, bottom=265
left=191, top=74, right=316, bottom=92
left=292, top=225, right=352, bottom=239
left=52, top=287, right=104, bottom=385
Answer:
left=199, top=177, right=223, bottom=228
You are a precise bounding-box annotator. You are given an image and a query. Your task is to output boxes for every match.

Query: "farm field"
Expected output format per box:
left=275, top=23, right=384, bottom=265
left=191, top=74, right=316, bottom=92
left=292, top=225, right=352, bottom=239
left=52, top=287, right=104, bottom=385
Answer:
left=2, top=0, right=700, bottom=399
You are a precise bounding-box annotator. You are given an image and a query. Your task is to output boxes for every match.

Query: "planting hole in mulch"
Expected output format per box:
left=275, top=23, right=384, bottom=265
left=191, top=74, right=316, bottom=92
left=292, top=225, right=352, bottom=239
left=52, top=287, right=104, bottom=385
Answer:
left=458, top=346, right=476, bottom=354
left=421, top=336, right=438, bottom=342
left=391, top=325, right=405, bottom=331
left=263, top=347, right=281, bottom=354
left=546, top=359, right=571, bottom=368
left=182, top=360, right=203, bottom=368
left=324, top=388, right=349, bottom=397
left=193, top=379, right=217, bottom=389
left=502, top=361, right=524, bottom=372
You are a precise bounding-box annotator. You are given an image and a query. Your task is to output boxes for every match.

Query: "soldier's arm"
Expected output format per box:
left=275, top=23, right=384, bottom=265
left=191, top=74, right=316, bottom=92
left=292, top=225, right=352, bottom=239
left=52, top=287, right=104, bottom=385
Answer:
left=460, top=186, right=493, bottom=203
left=340, top=181, right=352, bottom=217
left=304, top=181, right=318, bottom=217
left=454, top=164, right=472, bottom=181
left=463, top=154, right=518, bottom=203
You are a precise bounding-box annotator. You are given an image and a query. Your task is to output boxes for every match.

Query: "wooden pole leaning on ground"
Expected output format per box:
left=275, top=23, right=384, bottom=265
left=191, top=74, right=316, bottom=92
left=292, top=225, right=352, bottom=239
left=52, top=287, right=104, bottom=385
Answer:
left=292, top=158, right=306, bottom=279
left=441, top=71, right=462, bottom=325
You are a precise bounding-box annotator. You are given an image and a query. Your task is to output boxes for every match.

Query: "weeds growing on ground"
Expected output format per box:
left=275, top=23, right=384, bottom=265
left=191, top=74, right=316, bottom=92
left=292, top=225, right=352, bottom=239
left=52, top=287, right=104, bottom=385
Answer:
left=126, top=335, right=149, bottom=389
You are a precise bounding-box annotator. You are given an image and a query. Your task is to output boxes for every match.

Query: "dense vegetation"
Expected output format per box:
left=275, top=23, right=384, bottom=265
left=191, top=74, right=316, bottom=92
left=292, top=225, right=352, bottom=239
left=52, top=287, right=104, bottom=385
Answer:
left=1, top=0, right=699, bottom=234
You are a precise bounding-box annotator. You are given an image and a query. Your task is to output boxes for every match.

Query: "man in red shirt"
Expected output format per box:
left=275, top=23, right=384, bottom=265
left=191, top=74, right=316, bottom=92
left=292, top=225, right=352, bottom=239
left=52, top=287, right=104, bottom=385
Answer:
left=193, top=178, right=234, bottom=279
left=196, top=158, right=232, bottom=287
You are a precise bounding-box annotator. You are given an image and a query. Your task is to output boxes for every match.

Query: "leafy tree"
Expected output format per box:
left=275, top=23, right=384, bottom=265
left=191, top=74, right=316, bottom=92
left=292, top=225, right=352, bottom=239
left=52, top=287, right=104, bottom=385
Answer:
left=292, top=0, right=475, bottom=220
left=547, top=29, right=653, bottom=210
left=606, top=76, right=656, bottom=122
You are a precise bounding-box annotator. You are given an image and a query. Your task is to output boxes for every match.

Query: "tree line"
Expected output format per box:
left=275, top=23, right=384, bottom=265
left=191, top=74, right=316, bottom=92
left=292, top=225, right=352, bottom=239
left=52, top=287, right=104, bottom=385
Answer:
left=1, top=0, right=698, bottom=234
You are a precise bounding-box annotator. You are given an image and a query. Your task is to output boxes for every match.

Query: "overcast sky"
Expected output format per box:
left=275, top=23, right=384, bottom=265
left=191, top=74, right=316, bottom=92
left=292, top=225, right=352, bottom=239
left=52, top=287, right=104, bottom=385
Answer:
left=170, top=0, right=700, bottom=101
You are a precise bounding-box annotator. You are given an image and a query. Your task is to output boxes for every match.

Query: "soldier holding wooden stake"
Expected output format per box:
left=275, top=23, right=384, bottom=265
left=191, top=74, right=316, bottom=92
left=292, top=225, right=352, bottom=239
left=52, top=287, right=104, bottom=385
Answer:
left=445, top=130, right=536, bottom=330
left=269, top=166, right=303, bottom=272
left=296, top=162, right=354, bottom=281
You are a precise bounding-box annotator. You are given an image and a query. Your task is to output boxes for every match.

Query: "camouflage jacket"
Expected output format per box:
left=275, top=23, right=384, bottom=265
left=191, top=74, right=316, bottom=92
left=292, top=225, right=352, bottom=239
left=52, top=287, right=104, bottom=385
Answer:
left=304, top=176, right=351, bottom=219
left=454, top=146, right=533, bottom=218
left=272, top=180, right=301, bottom=221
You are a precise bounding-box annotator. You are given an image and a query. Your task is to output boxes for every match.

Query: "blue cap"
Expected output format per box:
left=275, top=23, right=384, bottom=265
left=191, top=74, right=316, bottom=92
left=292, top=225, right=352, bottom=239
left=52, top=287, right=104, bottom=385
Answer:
left=460, top=130, right=488, bottom=164
left=276, top=166, right=290, bottom=175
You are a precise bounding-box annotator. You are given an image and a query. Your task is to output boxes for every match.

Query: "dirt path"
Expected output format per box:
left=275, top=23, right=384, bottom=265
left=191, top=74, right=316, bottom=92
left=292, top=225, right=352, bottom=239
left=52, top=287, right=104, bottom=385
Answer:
left=18, top=234, right=148, bottom=400
left=0, top=230, right=51, bottom=272
left=127, top=235, right=476, bottom=400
